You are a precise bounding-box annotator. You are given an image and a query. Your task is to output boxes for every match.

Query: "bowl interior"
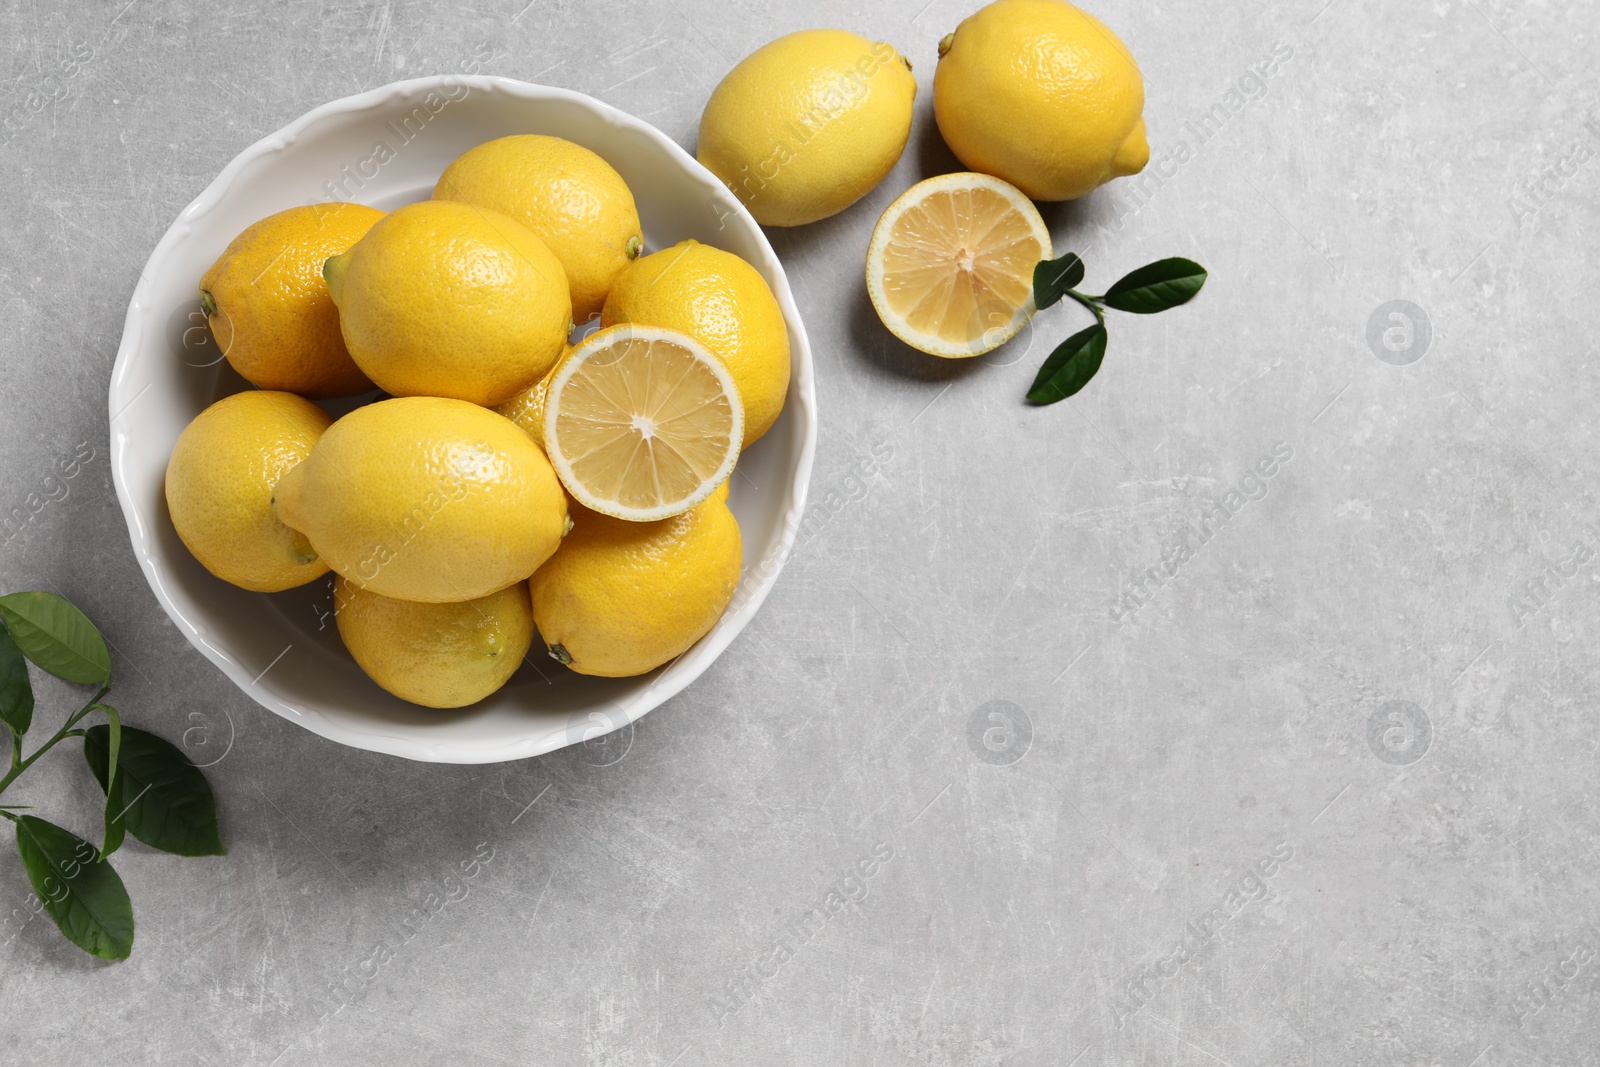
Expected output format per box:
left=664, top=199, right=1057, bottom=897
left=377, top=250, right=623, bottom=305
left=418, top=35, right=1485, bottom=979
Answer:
left=109, top=77, right=815, bottom=763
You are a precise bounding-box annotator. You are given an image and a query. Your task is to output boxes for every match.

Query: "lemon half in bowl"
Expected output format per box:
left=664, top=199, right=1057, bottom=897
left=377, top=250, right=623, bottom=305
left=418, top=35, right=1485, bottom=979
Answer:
left=545, top=324, right=744, bottom=522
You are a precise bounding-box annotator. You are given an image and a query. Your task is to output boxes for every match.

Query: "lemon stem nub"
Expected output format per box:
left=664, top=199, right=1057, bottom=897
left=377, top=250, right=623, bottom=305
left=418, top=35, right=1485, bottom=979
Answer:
left=199, top=290, right=217, bottom=318
left=563, top=515, right=575, bottom=537
left=548, top=643, right=572, bottom=665
left=321, top=252, right=348, bottom=301
left=287, top=530, right=319, bottom=566
left=626, top=235, right=643, bottom=259
left=938, top=33, right=955, bottom=59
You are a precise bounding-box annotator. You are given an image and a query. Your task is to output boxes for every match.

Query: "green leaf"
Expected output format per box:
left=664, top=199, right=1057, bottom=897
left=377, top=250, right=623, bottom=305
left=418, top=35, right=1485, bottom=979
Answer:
left=1032, top=253, right=1086, bottom=311
left=0, top=592, right=111, bottom=685
left=0, top=622, right=33, bottom=737
left=1101, top=258, right=1208, bottom=314
left=84, top=724, right=225, bottom=857
left=95, top=705, right=124, bottom=858
left=1027, top=324, right=1109, bottom=405
left=13, top=815, right=133, bottom=960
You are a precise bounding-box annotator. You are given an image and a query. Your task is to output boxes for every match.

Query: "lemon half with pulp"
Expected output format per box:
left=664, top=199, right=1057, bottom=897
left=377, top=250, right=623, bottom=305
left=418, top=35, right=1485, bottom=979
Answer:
left=543, top=324, right=743, bottom=522
left=866, top=172, right=1052, bottom=358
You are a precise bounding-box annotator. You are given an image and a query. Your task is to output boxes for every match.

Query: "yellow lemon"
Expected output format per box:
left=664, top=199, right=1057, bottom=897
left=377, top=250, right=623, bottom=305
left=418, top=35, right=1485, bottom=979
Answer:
left=434, top=135, right=643, bottom=323
left=273, top=396, right=567, bottom=603
left=601, top=240, right=789, bottom=446
left=334, top=576, right=534, bottom=708
left=165, top=390, right=332, bottom=591
left=531, top=487, right=741, bottom=677
left=492, top=345, right=569, bottom=450
left=934, top=0, right=1148, bottom=201
left=698, top=29, right=917, bottom=227
left=866, top=172, right=1052, bottom=357
left=543, top=325, right=742, bottom=522
left=199, top=203, right=383, bottom=398
left=322, top=200, right=570, bottom=407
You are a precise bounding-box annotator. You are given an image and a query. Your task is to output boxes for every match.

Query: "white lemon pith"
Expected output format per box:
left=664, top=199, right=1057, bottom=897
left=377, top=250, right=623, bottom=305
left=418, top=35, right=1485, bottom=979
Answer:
left=866, top=172, right=1052, bottom=358
left=542, top=324, right=744, bottom=522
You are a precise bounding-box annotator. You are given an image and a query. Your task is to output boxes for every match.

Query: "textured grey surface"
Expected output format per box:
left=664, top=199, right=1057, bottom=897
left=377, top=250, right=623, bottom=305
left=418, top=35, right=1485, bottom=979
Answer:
left=2, top=0, right=1598, bottom=1063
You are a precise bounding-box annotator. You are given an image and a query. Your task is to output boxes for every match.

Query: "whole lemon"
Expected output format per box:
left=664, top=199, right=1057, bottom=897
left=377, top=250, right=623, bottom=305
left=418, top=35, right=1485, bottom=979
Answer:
left=493, top=345, right=569, bottom=450
left=531, top=484, right=741, bottom=678
left=273, top=396, right=568, bottom=603
left=601, top=240, right=789, bottom=446
left=934, top=0, right=1149, bottom=201
left=323, top=200, right=571, bottom=407
left=698, top=29, right=917, bottom=227
left=165, top=390, right=332, bottom=591
left=199, top=203, right=383, bottom=397
left=434, top=135, right=643, bottom=323
left=334, top=576, right=534, bottom=708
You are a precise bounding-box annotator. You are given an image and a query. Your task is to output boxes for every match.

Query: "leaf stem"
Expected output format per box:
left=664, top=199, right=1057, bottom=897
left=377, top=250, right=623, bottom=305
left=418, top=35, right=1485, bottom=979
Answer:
left=1066, top=289, right=1106, bottom=325
left=0, top=683, right=111, bottom=799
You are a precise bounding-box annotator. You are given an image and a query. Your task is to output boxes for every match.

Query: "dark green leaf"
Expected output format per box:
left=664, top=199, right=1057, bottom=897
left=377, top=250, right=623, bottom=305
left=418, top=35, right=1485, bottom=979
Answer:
left=0, top=622, right=33, bottom=737
left=100, top=771, right=127, bottom=860
left=96, top=705, right=124, bottom=858
left=84, top=725, right=224, bottom=857
left=1032, top=253, right=1086, bottom=310
left=1101, top=258, right=1208, bottom=314
left=13, top=815, right=133, bottom=960
left=0, top=592, right=111, bottom=684
left=1027, top=324, right=1109, bottom=405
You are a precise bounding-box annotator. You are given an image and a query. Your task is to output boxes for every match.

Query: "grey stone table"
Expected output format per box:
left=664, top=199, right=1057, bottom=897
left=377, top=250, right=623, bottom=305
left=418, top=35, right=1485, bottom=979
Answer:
left=3, top=0, right=1597, bottom=1063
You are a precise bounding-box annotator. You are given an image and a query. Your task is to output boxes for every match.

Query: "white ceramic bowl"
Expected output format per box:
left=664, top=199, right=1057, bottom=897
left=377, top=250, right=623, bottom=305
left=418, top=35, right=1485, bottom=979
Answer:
left=109, top=77, right=816, bottom=764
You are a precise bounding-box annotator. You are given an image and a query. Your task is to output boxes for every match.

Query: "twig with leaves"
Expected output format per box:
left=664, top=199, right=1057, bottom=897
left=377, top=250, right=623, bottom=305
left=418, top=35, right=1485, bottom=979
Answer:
left=1026, top=253, right=1208, bottom=404
left=0, top=591, right=224, bottom=960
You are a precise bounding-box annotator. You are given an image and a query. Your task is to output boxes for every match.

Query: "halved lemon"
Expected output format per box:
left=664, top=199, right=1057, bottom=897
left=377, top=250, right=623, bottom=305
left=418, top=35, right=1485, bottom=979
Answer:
left=543, top=324, right=744, bottom=521
left=866, top=172, right=1053, bottom=358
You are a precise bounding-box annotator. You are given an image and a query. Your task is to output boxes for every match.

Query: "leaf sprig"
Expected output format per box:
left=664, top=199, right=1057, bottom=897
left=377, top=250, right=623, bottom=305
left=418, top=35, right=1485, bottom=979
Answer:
left=0, top=591, right=224, bottom=960
left=1026, top=254, right=1208, bottom=404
